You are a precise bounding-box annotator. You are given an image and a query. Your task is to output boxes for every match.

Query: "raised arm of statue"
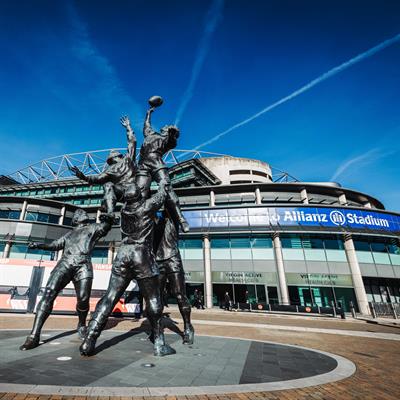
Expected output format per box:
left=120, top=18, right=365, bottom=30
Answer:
left=144, top=183, right=167, bottom=213
left=29, top=234, right=68, bottom=251
left=120, top=115, right=136, bottom=161
left=143, top=107, right=155, bottom=137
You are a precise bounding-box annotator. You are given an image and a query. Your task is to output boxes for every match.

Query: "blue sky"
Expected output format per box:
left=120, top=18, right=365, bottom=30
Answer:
left=0, top=0, right=399, bottom=210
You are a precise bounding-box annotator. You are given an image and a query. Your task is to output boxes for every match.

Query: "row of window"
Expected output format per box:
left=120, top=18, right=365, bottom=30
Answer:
left=1, top=184, right=103, bottom=197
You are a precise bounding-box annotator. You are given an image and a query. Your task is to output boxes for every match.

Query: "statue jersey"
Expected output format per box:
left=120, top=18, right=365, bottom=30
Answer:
left=102, top=156, right=136, bottom=184
left=139, top=131, right=170, bottom=160
left=120, top=191, right=165, bottom=246
left=54, top=223, right=110, bottom=259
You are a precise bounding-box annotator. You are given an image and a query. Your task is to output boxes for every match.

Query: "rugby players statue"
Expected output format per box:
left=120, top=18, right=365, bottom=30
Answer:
left=70, top=116, right=136, bottom=217
left=80, top=182, right=176, bottom=357
left=20, top=210, right=113, bottom=350
left=154, top=210, right=194, bottom=344
left=136, top=96, right=189, bottom=233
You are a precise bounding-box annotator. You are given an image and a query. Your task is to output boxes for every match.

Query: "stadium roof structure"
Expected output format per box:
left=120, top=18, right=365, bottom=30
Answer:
left=7, top=149, right=298, bottom=184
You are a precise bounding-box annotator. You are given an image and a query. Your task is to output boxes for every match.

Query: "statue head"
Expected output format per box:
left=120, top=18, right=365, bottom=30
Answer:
left=72, top=209, right=90, bottom=226
left=124, top=183, right=142, bottom=204
left=161, top=125, right=180, bottom=149
left=106, top=150, right=124, bottom=165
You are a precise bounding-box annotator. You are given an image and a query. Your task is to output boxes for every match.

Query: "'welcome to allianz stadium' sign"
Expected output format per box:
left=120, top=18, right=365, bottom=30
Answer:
left=183, top=207, right=400, bottom=233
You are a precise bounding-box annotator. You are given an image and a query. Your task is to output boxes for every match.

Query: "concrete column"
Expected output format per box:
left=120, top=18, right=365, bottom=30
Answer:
left=339, top=193, right=347, bottom=206
left=364, top=202, right=372, bottom=209
left=59, top=206, right=66, bottom=225
left=210, top=190, right=215, bottom=207
left=107, top=244, right=114, bottom=264
left=203, top=235, right=213, bottom=308
left=343, top=234, right=370, bottom=315
left=255, top=188, right=262, bottom=205
left=272, top=232, right=289, bottom=305
left=3, top=242, right=11, bottom=258
left=300, top=188, right=309, bottom=204
left=19, top=200, right=28, bottom=221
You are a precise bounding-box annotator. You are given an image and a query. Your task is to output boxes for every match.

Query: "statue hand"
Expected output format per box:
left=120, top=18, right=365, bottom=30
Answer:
left=70, top=166, right=85, bottom=180
left=120, top=115, right=130, bottom=128
left=28, top=242, right=39, bottom=249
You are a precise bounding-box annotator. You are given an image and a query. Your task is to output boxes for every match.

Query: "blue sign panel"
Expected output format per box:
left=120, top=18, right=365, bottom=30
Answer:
left=183, top=207, right=400, bottom=233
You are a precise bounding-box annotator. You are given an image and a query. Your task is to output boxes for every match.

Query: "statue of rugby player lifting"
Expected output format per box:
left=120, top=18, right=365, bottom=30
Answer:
left=20, top=210, right=113, bottom=350
left=136, top=96, right=190, bottom=233
left=80, top=182, right=176, bottom=357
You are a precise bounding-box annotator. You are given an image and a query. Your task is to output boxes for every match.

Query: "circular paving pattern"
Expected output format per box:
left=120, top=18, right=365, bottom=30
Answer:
left=0, top=329, right=355, bottom=396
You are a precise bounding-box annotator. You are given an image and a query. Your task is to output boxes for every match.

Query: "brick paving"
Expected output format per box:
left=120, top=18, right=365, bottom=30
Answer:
left=1, top=310, right=399, bottom=399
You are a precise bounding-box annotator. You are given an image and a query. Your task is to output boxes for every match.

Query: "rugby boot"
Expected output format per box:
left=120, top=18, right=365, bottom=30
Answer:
left=20, top=335, right=40, bottom=351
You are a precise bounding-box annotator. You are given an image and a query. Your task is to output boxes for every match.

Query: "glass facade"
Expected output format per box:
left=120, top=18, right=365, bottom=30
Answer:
left=354, top=237, right=400, bottom=266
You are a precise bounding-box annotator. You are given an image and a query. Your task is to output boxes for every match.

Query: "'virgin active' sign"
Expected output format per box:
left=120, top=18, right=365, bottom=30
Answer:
left=183, top=207, right=400, bottom=233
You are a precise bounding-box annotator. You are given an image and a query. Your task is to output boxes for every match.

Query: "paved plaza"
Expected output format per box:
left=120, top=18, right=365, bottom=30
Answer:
left=0, top=309, right=399, bottom=399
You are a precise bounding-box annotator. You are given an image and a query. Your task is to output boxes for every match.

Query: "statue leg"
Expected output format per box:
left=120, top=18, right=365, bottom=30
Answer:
left=136, top=173, right=152, bottom=200
left=154, top=169, right=189, bottom=232
left=73, top=277, right=92, bottom=339
left=138, top=276, right=176, bottom=357
left=80, top=272, right=129, bottom=356
left=169, top=272, right=194, bottom=344
left=20, top=267, right=70, bottom=350
left=158, top=267, right=168, bottom=308
left=103, top=181, right=117, bottom=215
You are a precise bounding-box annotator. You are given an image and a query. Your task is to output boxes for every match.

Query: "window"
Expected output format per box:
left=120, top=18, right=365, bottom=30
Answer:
left=0, top=210, right=21, bottom=220
left=25, top=212, right=59, bottom=224
left=229, top=170, right=251, bottom=175
left=92, top=248, right=108, bottom=264
left=281, top=235, right=302, bottom=249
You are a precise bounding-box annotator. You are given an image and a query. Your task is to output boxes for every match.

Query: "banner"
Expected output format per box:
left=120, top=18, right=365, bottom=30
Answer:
left=183, top=206, right=400, bottom=233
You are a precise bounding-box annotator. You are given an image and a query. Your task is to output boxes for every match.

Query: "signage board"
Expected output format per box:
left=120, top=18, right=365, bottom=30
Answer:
left=286, top=273, right=353, bottom=287
left=183, top=207, right=400, bottom=233
left=212, top=271, right=277, bottom=284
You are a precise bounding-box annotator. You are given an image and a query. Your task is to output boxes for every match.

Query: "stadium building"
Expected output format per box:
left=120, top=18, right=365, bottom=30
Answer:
left=0, top=149, right=399, bottom=315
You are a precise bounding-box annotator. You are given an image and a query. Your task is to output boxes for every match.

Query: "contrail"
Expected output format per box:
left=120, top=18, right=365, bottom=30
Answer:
left=330, top=147, right=395, bottom=181
left=175, top=0, right=224, bottom=125
left=330, top=148, right=381, bottom=181
left=193, top=33, right=400, bottom=151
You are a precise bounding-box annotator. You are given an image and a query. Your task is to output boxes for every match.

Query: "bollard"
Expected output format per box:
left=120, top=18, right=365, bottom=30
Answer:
left=369, top=302, right=377, bottom=319
left=349, top=301, right=356, bottom=318
left=338, top=301, right=346, bottom=319
left=331, top=300, right=337, bottom=318
left=390, top=302, right=398, bottom=319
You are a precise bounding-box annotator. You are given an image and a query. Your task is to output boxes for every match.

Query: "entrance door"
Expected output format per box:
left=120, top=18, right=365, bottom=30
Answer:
left=299, top=287, right=312, bottom=306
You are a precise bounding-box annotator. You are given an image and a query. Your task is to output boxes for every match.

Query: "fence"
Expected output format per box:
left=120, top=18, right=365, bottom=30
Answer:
left=369, top=302, right=400, bottom=319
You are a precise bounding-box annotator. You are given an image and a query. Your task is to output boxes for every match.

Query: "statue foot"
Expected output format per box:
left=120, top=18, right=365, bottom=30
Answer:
left=79, top=336, right=97, bottom=356
left=180, top=219, right=190, bottom=233
left=77, top=325, right=87, bottom=340
left=20, top=335, right=40, bottom=351
left=154, top=343, right=176, bottom=357
left=183, top=325, right=195, bottom=345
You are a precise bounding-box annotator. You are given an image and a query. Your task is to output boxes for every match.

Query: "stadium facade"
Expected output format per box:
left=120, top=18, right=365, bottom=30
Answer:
left=0, top=149, right=399, bottom=315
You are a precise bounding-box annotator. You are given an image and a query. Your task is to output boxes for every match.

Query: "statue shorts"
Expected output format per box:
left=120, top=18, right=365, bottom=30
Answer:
left=112, top=243, right=159, bottom=281
left=51, top=256, right=93, bottom=283
left=157, top=253, right=184, bottom=276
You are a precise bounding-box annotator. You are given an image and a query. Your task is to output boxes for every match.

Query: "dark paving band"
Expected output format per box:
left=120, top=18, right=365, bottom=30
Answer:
left=0, top=330, right=356, bottom=396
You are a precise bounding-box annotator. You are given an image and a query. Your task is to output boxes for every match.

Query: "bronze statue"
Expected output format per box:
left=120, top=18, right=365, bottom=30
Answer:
left=154, top=210, right=194, bottom=344
left=136, top=97, right=189, bottom=233
left=70, top=116, right=136, bottom=216
left=20, top=210, right=113, bottom=350
left=80, top=182, right=176, bottom=357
